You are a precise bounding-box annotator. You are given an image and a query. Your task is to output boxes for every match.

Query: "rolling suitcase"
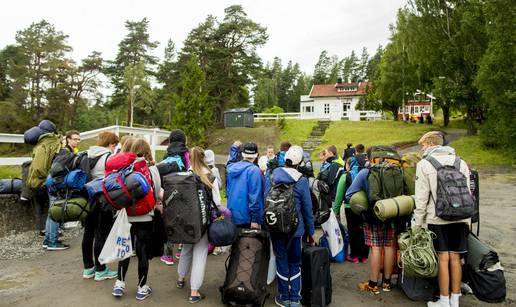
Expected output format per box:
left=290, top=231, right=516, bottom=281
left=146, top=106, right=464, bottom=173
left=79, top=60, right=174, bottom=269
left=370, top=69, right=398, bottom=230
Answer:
left=301, top=245, right=332, bottom=307
left=220, top=229, right=270, bottom=306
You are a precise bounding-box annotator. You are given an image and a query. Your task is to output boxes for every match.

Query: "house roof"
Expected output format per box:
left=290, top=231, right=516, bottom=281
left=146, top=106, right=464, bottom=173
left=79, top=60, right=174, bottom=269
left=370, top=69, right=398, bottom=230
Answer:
left=406, top=100, right=431, bottom=106
left=309, top=82, right=368, bottom=98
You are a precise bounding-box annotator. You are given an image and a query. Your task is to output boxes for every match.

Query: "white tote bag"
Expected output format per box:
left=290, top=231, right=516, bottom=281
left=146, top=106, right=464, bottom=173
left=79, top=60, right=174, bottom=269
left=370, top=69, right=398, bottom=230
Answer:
left=321, top=210, right=344, bottom=257
left=99, top=208, right=133, bottom=265
left=267, top=240, right=276, bottom=285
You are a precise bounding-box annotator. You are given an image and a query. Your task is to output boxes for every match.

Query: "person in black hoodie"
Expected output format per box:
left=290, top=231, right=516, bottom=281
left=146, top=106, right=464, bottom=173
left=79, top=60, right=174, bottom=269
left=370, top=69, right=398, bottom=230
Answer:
left=157, top=129, right=190, bottom=176
left=317, top=145, right=345, bottom=201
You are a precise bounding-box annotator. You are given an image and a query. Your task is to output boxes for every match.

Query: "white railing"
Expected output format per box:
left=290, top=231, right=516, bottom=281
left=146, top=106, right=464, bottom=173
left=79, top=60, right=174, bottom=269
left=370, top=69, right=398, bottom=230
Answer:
left=253, top=112, right=301, bottom=120
left=0, top=125, right=171, bottom=166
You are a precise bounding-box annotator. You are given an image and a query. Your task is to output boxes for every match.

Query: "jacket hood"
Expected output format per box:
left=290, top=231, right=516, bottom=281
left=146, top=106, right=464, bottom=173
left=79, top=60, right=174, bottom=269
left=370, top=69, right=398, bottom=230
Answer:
left=423, top=145, right=456, bottom=158
left=227, top=160, right=255, bottom=178
left=38, top=132, right=58, bottom=143
left=272, top=167, right=302, bottom=185
left=166, top=141, right=188, bottom=156
left=228, top=144, right=241, bottom=162
left=87, top=146, right=111, bottom=158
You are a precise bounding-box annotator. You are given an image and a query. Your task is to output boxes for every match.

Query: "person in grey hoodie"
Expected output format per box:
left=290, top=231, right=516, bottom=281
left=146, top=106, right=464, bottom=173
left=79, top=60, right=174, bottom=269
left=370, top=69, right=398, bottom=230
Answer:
left=82, top=132, right=119, bottom=281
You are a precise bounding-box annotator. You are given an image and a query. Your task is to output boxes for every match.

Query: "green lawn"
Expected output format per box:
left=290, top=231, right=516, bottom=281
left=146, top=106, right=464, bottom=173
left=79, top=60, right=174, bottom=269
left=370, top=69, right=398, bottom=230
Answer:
left=279, top=119, right=318, bottom=147
left=313, top=120, right=438, bottom=158
left=0, top=165, right=21, bottom=178
left=451, top=136, right=515, bottom=166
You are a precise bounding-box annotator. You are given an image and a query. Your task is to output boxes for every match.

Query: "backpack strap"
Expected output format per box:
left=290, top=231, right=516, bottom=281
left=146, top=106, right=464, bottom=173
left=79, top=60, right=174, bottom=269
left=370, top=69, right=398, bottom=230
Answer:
left=453, top=156, right=461, bottom=170
left=425, top=156, right=443, bottom=171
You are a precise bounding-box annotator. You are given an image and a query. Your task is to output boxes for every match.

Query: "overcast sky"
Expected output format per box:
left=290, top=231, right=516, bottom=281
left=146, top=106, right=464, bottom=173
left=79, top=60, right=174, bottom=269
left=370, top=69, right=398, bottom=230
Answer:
left=0, top=0, right=407, bottom=74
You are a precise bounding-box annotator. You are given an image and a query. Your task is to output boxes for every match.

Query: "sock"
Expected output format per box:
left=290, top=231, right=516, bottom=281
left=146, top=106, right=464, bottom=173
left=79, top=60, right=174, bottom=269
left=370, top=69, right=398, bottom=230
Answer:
left=450, top=293, right=460, bottom=307
left=439, top=295, right=450, bottom=305
left=383, top=277, right=391, bottom=285
left=368, top=280, right=378, bottom=288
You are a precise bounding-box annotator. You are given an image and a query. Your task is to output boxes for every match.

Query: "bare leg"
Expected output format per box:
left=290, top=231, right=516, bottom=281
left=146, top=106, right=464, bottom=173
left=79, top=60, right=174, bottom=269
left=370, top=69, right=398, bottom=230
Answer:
left=449, top=253, right=462, bottom=294
left=383, top=246, right=395, bottom=279
left=438, top=252, right=450, bottom=297
left=369, top=247, right=382, bottom=282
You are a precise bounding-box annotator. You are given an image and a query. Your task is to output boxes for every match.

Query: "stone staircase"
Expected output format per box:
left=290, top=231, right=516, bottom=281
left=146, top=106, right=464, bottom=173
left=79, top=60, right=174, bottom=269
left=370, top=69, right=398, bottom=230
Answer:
left=302, top=120, right=331, bottom=154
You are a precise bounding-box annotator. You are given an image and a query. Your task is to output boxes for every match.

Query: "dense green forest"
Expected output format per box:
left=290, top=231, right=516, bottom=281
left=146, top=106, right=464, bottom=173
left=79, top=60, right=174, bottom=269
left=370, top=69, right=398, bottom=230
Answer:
left=0, top=2, right=514, bottom=149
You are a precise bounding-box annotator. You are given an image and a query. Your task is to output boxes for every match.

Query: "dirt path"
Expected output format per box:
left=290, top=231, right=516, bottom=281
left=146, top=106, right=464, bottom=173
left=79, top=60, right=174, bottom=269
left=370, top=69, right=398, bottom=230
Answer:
left=0, top=169, right=514, bottom=307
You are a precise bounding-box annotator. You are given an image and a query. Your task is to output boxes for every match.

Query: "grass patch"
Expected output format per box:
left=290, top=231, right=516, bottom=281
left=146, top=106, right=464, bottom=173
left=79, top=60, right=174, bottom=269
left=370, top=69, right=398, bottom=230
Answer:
left=451, top=136, right=514, bottom=166
left=279, top=120, right=318, bottom=147
left=0, top=165, right=21, bottom=178
left=313, top=120, right=438, bottom=158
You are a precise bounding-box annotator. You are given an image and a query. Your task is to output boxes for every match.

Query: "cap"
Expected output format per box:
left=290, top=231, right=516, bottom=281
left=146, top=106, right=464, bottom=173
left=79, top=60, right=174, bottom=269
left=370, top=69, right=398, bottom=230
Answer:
left=241, top=142, right=258, bottom=159
left=285, top=145, right=304, bottom=166
left=204, top=149, right=215, bottom=166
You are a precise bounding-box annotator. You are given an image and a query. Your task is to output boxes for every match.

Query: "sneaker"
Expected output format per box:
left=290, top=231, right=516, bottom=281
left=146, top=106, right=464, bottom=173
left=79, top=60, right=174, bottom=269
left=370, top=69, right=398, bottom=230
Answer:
left=95, top=268, right=118, bottom=281
left=83, top=267, right=95, bottom=279
left=427, top=300, right=450, bottom=307
left=358, top=281, right=380, bottom=295
left=360, top=258, right=368, bottom=264
left=289, top=301, right=301, bottom=307
left=176, top=279, right=185, bottom=289
left=175, top=252, right=181, bottom=259
left=46, top=242, right=70, bottom=251
left=63, top=221, right=80, bottom=229
left=274, top=295, right=290, bottom=307
left=188, top=293, right=205, bottom=304
left=112, top=280, right=125, bottom=297
left=136, top=285, right=152, bottom=301
left=346, top=256, right=359, bottom=263
left=39, top=230, right=46, bottom=237
left=160, top=255, right=174, bottom=265
left=382, top=282, right=394, bottom=292
left=42, top=239, right=62, bottom=248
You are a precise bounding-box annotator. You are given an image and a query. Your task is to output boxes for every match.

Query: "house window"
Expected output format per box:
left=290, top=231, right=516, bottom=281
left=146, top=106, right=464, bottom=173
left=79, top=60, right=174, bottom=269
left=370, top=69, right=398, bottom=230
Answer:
left=324, top=103, right=330, bottom=114
left=343, top=103, right=350, bottom=112
left=415, top=106, right=420, bottom=113
left=304, top=106, right=313, bottom=113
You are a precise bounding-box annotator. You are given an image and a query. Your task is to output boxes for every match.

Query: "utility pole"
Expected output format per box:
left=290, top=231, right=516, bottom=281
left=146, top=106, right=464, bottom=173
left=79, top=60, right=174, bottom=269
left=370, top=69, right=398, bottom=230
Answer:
left=401, top=43, right=405, bottom=121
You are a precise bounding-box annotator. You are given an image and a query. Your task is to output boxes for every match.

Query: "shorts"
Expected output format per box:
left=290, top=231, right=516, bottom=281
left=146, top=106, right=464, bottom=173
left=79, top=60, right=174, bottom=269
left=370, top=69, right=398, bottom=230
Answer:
left=428, top=223, right=468, bottom=253
left=363, top=223, right=396, bottom=247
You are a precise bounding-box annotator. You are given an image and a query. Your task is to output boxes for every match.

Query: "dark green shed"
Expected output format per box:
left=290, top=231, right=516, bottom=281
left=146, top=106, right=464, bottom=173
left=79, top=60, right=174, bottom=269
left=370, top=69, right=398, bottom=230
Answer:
left=223, top=108, right=254, bottom=128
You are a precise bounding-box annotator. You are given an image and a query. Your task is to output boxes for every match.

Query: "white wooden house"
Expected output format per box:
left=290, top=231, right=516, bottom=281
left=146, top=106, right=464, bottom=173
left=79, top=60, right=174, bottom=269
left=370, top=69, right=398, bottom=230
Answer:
left=299, top=82, right=381, bottom=121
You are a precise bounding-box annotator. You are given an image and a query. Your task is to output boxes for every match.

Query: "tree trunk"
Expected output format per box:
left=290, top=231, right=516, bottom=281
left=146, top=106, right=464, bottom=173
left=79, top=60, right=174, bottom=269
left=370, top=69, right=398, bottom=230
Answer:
left=466, top=108, right=477, bottom=136
left=442, top=105, right=450, bottom=127
left=391, top=107, right=399, bottom=121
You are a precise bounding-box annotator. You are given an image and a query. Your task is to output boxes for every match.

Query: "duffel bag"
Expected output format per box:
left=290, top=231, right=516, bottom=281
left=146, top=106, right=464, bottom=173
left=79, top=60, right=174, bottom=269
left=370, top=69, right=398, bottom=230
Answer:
left=49, top=197, right=92, bottom=222
left=208, top=218, right=238, bottom=247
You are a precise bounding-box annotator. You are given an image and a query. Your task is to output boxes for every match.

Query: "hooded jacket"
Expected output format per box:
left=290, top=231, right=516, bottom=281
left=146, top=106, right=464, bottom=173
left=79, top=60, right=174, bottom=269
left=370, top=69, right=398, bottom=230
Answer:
left=226, top=160, right=264, bottom=225
left=413, top=146, right=471, bottom=228
left=270, top=167, right=315, bottom=237
left=227, top=143, right=241, bottom=164
left=87, top=146, right=112, bottom=180
left=164, top=142, right=190, bottom=169
left=26, top=133, right=62, bottom=189
left=318, top=155, right=345, bottom=200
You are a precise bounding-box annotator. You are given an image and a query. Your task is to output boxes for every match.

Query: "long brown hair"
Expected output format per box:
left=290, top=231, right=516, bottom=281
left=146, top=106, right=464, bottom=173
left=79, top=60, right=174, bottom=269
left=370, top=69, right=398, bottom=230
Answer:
left=121, top=136, right=135, bottom=153
left=190, top=146, right=213, bottom=189
left=130, top=138, right=154, bottom=165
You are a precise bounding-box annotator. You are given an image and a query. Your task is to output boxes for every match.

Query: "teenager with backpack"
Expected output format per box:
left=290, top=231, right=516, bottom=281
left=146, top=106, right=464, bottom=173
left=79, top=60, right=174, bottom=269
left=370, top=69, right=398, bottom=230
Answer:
left=112, top=138, right=161, bottom=301
left=25, top=120, right=68, bottom=250
left=342, top=143, right=355, bottom=162
left=267, top=145, right=315, bottom=307
left=82, top=132, right=119, bottom=281
left=226, top=142, right=264, bottom=229
left=347, top=143, right=369, bottom=181
left=345, top=146, right=407, bottom=295
left=413, top=132, right=473, bottom=307
left=64, top=130, right=81, bottom=153
left=176, top=146, right=223, bottom=303
left=318, top=145, right=345, bottom=201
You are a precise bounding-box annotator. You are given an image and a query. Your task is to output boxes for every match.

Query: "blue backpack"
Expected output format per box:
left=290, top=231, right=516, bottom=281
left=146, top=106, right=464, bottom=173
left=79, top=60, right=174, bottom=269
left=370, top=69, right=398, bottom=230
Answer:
left=349, top=154, right=368, bottom=181
left=161, top=155, right=185, bottom=171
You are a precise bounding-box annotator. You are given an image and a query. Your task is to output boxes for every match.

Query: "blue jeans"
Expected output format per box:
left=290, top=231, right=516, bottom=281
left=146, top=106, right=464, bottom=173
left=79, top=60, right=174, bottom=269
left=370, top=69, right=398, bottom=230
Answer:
left=44, top=195, right=60, bottom=245
left=271, top=235, right=302, bottom=302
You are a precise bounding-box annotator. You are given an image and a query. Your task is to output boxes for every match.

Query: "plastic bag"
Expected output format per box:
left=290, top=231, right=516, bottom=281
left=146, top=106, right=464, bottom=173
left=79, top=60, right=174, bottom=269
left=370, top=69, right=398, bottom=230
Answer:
left=267, top=240, right=276, bottom=285
left=321, top=210, right=344, bottom=257
left=99, top=208, right=132, bottom=264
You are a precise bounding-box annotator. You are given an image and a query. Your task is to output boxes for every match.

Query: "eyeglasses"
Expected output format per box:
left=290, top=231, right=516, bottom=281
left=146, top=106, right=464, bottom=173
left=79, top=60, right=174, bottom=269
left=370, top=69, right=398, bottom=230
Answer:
left=71, top=138, right=81, bottom=142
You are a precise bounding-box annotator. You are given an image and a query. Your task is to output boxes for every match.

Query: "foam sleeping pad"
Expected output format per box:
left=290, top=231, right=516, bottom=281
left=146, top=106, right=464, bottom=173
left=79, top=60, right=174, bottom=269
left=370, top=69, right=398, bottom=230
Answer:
left=374, top=195, right=415, bottom=221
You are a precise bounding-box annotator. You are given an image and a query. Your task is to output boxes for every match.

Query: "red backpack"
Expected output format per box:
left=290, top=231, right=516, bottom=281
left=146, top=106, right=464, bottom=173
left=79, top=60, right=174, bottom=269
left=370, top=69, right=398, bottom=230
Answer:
left=104, top=152, right=156, bottom=216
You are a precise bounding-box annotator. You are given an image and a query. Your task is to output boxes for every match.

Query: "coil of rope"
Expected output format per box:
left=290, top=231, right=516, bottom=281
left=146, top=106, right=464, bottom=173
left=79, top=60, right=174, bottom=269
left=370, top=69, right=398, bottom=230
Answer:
left=398, top=227, right=438, bottom=278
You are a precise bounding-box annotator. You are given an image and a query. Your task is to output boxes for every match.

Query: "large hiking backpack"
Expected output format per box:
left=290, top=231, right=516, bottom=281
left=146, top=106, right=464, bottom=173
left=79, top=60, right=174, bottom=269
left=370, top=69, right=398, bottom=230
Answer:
left=161, top=171, right=211, bottom=244
left=301, top=245, right=332, bottom=307
left=369, top=145, right=402, bottom=165
left=220, top=229, right=270, bottom=307
left=465, top=233, right=506, bottom=303
left=349, top=154, right=368, bottom=181
left=425, top=156, right=476, bottom=221
left=102, top=152, right=155, bottom=216
left=309, top=177, right=332, bottom=226
left=264, top=183, right=298, bottom=235
left=46, top=150, right=90, bottom=193
left=48, top=197, right=92, bottom=222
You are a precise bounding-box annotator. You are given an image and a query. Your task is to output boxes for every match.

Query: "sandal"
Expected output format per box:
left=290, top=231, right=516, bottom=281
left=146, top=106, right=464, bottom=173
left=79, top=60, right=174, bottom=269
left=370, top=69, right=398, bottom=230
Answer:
left=188, top=293, right=206, bottom=304
left=176, top=279, right=185, bottom=289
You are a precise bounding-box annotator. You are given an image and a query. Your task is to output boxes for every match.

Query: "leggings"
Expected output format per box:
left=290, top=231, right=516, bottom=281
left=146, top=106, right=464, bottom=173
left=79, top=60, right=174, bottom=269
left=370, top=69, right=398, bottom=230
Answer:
left=118, top=221, right=153, bottom=286
left=82, top=207, right=114, bottom=271
left=177, top=234, right=209, bottom=290
left=345, top=208, right=369, bottom=259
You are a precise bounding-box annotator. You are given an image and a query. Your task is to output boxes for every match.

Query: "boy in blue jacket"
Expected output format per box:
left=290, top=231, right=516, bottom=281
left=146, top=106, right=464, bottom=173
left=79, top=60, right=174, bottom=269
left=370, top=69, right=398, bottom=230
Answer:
left=269, top=145, right=315, bottom=307
left=226, top=142, right=264, bottom=229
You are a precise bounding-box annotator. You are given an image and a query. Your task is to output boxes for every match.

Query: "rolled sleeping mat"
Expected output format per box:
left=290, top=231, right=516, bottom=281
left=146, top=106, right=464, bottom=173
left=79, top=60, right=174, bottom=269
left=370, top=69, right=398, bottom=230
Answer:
left=350, top=190, right=368, bottom=216
left=38, top=119, right=57, bottom=133
left=0, top=179, right=23, bottom=194
left=374, top=195, right=415, bottom=222
left=24, top=126, right=44, bottom=145
left=49, top=197, right=91, bottom=222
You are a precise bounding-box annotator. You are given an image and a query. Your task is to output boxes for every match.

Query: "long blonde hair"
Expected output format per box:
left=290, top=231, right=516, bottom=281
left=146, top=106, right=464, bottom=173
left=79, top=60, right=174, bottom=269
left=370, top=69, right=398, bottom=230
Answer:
left=190, top=146, right=213, bottom=189
left=130, top=138, right=154, bottom=165
left=121, top=136, right=135, bottom=153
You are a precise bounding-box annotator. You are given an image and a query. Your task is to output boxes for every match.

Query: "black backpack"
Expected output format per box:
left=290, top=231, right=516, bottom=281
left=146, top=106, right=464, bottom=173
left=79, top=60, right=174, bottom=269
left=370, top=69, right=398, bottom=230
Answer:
left=425, top=156, right=476, bottom=221
left=264, top=183, right=298, bottom=235
left=309, top=177, right=332, bottom=226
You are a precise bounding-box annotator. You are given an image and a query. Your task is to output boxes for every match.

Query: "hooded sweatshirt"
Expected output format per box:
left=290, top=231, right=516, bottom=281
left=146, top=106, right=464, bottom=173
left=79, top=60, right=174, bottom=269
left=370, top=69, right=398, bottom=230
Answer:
left=87, top=146, right=112, bottom=180
left=413, top=145, right=471, bottom=228
left=270, top=167, right=315, bottom=237
left=164, top=141, right=190, bottom=169
left=226, top=160, right=264, bottom=225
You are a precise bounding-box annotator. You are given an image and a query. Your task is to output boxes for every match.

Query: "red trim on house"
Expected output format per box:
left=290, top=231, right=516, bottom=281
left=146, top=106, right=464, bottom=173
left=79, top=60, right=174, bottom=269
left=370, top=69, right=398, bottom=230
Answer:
left=309, top=82, right=368, bottom=98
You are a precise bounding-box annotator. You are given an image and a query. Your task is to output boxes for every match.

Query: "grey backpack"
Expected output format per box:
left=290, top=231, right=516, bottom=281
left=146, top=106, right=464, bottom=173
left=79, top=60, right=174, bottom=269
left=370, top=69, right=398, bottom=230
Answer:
left=425, top=156, right=476, bottom=221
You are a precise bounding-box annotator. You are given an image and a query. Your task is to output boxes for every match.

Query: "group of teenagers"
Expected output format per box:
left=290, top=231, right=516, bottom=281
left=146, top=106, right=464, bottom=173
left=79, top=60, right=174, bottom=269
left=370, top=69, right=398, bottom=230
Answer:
left=24, top=120, right=472, bottom=307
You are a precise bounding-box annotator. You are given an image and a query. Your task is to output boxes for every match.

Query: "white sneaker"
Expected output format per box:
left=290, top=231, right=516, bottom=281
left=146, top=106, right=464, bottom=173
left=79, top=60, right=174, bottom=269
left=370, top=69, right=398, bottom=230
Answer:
left=63, top=221, right=80, bottom=229
left=427, top=300, right=450, bottom=307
